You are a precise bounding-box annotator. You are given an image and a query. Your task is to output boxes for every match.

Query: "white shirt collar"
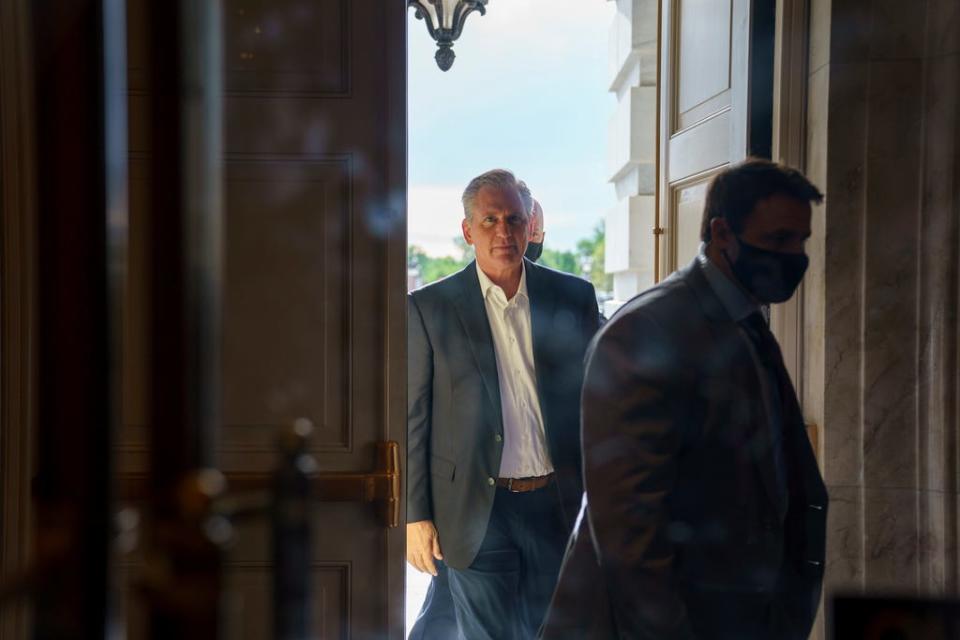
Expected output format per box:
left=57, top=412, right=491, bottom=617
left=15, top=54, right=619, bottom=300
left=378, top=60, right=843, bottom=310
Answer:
left=476, top=261, right=528, bottom=305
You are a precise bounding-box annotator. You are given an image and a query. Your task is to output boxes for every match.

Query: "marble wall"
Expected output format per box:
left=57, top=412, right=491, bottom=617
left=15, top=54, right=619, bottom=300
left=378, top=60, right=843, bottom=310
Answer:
left=804, top=0, right=960, bottom=605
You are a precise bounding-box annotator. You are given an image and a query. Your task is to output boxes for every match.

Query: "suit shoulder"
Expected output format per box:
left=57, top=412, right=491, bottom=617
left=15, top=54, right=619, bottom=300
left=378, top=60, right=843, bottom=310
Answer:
left=532, top=262, right=595, bottom=296
left=611, top=272, right=695, bottom=324
left=409, top=268, right=465, bottom=306
left=590, top=273, right=700, bottom=355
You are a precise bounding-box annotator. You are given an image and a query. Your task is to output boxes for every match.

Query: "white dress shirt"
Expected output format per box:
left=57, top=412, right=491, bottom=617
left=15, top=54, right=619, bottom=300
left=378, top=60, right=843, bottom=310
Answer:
left=476, top=262, right=554, bottom=478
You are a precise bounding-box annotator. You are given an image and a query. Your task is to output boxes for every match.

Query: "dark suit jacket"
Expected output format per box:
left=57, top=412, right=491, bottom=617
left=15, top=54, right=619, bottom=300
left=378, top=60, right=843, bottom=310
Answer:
left=540, top=259, right=828, bottom=640
left=408, top=259, right=600, bottom=570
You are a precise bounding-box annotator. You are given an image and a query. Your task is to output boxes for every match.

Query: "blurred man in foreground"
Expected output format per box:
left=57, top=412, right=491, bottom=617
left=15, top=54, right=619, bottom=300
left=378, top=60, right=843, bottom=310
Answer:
left=541, top=159, right=828, bottom=639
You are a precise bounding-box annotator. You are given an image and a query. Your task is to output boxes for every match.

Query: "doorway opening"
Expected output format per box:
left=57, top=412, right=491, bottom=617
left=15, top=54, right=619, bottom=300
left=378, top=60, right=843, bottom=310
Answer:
left=405, top=1, right=615, bottom=634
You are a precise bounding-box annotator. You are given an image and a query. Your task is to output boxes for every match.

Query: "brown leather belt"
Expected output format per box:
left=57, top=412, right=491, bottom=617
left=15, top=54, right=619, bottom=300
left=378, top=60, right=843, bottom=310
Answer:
left=495, top=473, right=554, bottom=493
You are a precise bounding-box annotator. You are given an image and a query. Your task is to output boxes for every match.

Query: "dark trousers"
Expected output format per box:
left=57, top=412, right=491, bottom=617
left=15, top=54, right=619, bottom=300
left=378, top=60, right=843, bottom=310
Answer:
left=408, top=561, right=458, bottom=640
left=448, top=484, right=569, bottom=640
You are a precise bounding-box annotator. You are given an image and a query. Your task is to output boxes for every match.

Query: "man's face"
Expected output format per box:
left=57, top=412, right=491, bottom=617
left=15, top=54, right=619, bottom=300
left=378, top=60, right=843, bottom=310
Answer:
left=462, top=185, right=530, bottom=273
left=713, top=194, right=812, bottom=259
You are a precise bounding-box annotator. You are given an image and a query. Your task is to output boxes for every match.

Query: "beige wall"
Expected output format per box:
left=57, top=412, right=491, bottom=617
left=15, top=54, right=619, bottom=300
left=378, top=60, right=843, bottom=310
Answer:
left=803, top=0, right=960, bottom=602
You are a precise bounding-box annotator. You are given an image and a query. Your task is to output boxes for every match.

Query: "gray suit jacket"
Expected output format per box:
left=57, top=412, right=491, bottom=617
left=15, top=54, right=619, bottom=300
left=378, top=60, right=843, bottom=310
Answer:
left=540, top=259, right=828, bottom=640
left=408, top=259, right=600, bottom=570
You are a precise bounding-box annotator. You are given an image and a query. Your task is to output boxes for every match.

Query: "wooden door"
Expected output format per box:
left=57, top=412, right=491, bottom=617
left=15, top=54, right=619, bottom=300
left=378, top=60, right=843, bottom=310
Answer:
left=657, top=0, right=774, bottom=278
left=121, top=2, right=407, bottom=638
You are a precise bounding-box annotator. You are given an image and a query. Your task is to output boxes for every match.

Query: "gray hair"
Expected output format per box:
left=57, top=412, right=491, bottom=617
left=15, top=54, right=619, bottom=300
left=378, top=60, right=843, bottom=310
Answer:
left=517, top=180, right=533, bottom=215
left=461, top=169, right=520, bottom=219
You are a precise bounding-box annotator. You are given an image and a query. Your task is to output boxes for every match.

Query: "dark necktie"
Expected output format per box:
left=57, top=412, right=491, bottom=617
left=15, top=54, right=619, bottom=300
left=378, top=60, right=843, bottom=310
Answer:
left=740, top=312, right=783, bottom=374
left=739, top=311, right=790, bottom=512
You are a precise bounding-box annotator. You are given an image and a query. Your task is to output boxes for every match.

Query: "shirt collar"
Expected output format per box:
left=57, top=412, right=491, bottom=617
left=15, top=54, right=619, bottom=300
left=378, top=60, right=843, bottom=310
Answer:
left=697, top=243, right=758, bottom=322
left=476, top=261, right=528, bottom=305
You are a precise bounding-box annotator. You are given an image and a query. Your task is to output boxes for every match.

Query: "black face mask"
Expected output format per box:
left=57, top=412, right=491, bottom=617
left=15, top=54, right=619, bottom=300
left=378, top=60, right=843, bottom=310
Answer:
left=524, top=241, right=543, bottom=262
left=724, top=238, right=808, bottom=304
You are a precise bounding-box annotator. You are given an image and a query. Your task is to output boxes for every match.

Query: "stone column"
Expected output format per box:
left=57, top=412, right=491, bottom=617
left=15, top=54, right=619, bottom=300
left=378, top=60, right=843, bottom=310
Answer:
left=804, top=0, right=960, bottom=606
left=604, top=0, right=658, bottom=315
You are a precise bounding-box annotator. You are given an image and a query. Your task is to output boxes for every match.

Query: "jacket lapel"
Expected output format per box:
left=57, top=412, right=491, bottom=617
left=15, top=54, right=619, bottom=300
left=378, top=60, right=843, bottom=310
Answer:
left=748, top=367, right=789, bottom=519
left=683, top=259, right=728, bottom=326
left=684, top=259, right=789, bottom=517
left=451, top=263, right=504, bottom=430
left=525, top=260, right=557, bottom=413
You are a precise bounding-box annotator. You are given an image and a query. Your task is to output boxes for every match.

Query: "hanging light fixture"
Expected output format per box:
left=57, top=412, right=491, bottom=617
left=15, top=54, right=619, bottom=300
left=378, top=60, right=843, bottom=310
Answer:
left=408, top=0, right=489, bottom=71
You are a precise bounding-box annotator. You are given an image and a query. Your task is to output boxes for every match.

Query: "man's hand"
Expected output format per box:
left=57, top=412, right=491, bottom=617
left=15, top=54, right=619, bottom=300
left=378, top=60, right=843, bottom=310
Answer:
left=407, top=520, right=443, bottom=576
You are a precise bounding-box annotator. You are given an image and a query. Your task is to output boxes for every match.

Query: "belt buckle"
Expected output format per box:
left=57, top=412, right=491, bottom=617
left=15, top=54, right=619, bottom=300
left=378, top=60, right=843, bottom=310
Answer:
left=506, top=478, right=516, bottom=492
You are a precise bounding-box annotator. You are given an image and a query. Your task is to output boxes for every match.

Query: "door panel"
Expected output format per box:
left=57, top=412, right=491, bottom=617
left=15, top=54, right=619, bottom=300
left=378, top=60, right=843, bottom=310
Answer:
left=223, top=0, right=349, bottom=96
left=670, top=176, right=714, bottom=269
left=222, top=561, right=349, bottom=640
left=676, top=0, right=732, bottom=130
left=659, top=0, right=750, bottom=278
left=121, top=1, right=406, bottom=637
left=667, top=110, right=731, bottom=181
left=222, top=517, right=365, bottom=640
left=221, top=157, right=352, bottom=456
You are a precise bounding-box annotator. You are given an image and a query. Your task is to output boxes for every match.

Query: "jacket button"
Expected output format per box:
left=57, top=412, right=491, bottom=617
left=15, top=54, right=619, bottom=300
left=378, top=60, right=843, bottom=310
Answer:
left=494, top=434, right=502, bottom=443
left=487, top=477, right=495, bottom=486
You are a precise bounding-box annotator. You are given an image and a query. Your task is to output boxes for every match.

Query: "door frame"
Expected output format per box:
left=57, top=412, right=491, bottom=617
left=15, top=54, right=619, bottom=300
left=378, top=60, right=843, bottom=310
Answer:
left=770, top=0, right=811, bottom=416
left=385, top=2, right=409, bottom=636
left=0, top=0, right=37, bottom=634
left=0, top=2, right=411, bottom=636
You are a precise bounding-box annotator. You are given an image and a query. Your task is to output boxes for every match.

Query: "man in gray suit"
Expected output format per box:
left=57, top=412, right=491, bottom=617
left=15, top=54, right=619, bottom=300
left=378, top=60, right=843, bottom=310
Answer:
left=408, top=169, right=600, bottom=639
left=541, top=159, right=828, bottom=639
left=407, top=181, right=551, bottom=640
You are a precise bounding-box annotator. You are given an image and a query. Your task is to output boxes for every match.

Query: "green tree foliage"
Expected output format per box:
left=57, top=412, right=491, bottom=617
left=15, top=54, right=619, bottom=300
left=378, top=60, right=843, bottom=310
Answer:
left=408, top=244, right=471, bottom=285
left=453, top=236, right=474, bottom=261
left=538, top=248, right=580, bottom=275
left=575, top=222, right=612, bottom=292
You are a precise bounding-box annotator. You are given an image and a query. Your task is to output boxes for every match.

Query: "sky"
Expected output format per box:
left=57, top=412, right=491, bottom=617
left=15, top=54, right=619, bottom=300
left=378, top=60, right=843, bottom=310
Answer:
left=407, top=0, right=617, bottom=257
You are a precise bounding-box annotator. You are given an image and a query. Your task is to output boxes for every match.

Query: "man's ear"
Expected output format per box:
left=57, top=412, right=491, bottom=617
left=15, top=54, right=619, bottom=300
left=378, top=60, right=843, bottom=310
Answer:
left=710, top=216, right=733, bottom=247
left=461, top=218, right=474, bottom=245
